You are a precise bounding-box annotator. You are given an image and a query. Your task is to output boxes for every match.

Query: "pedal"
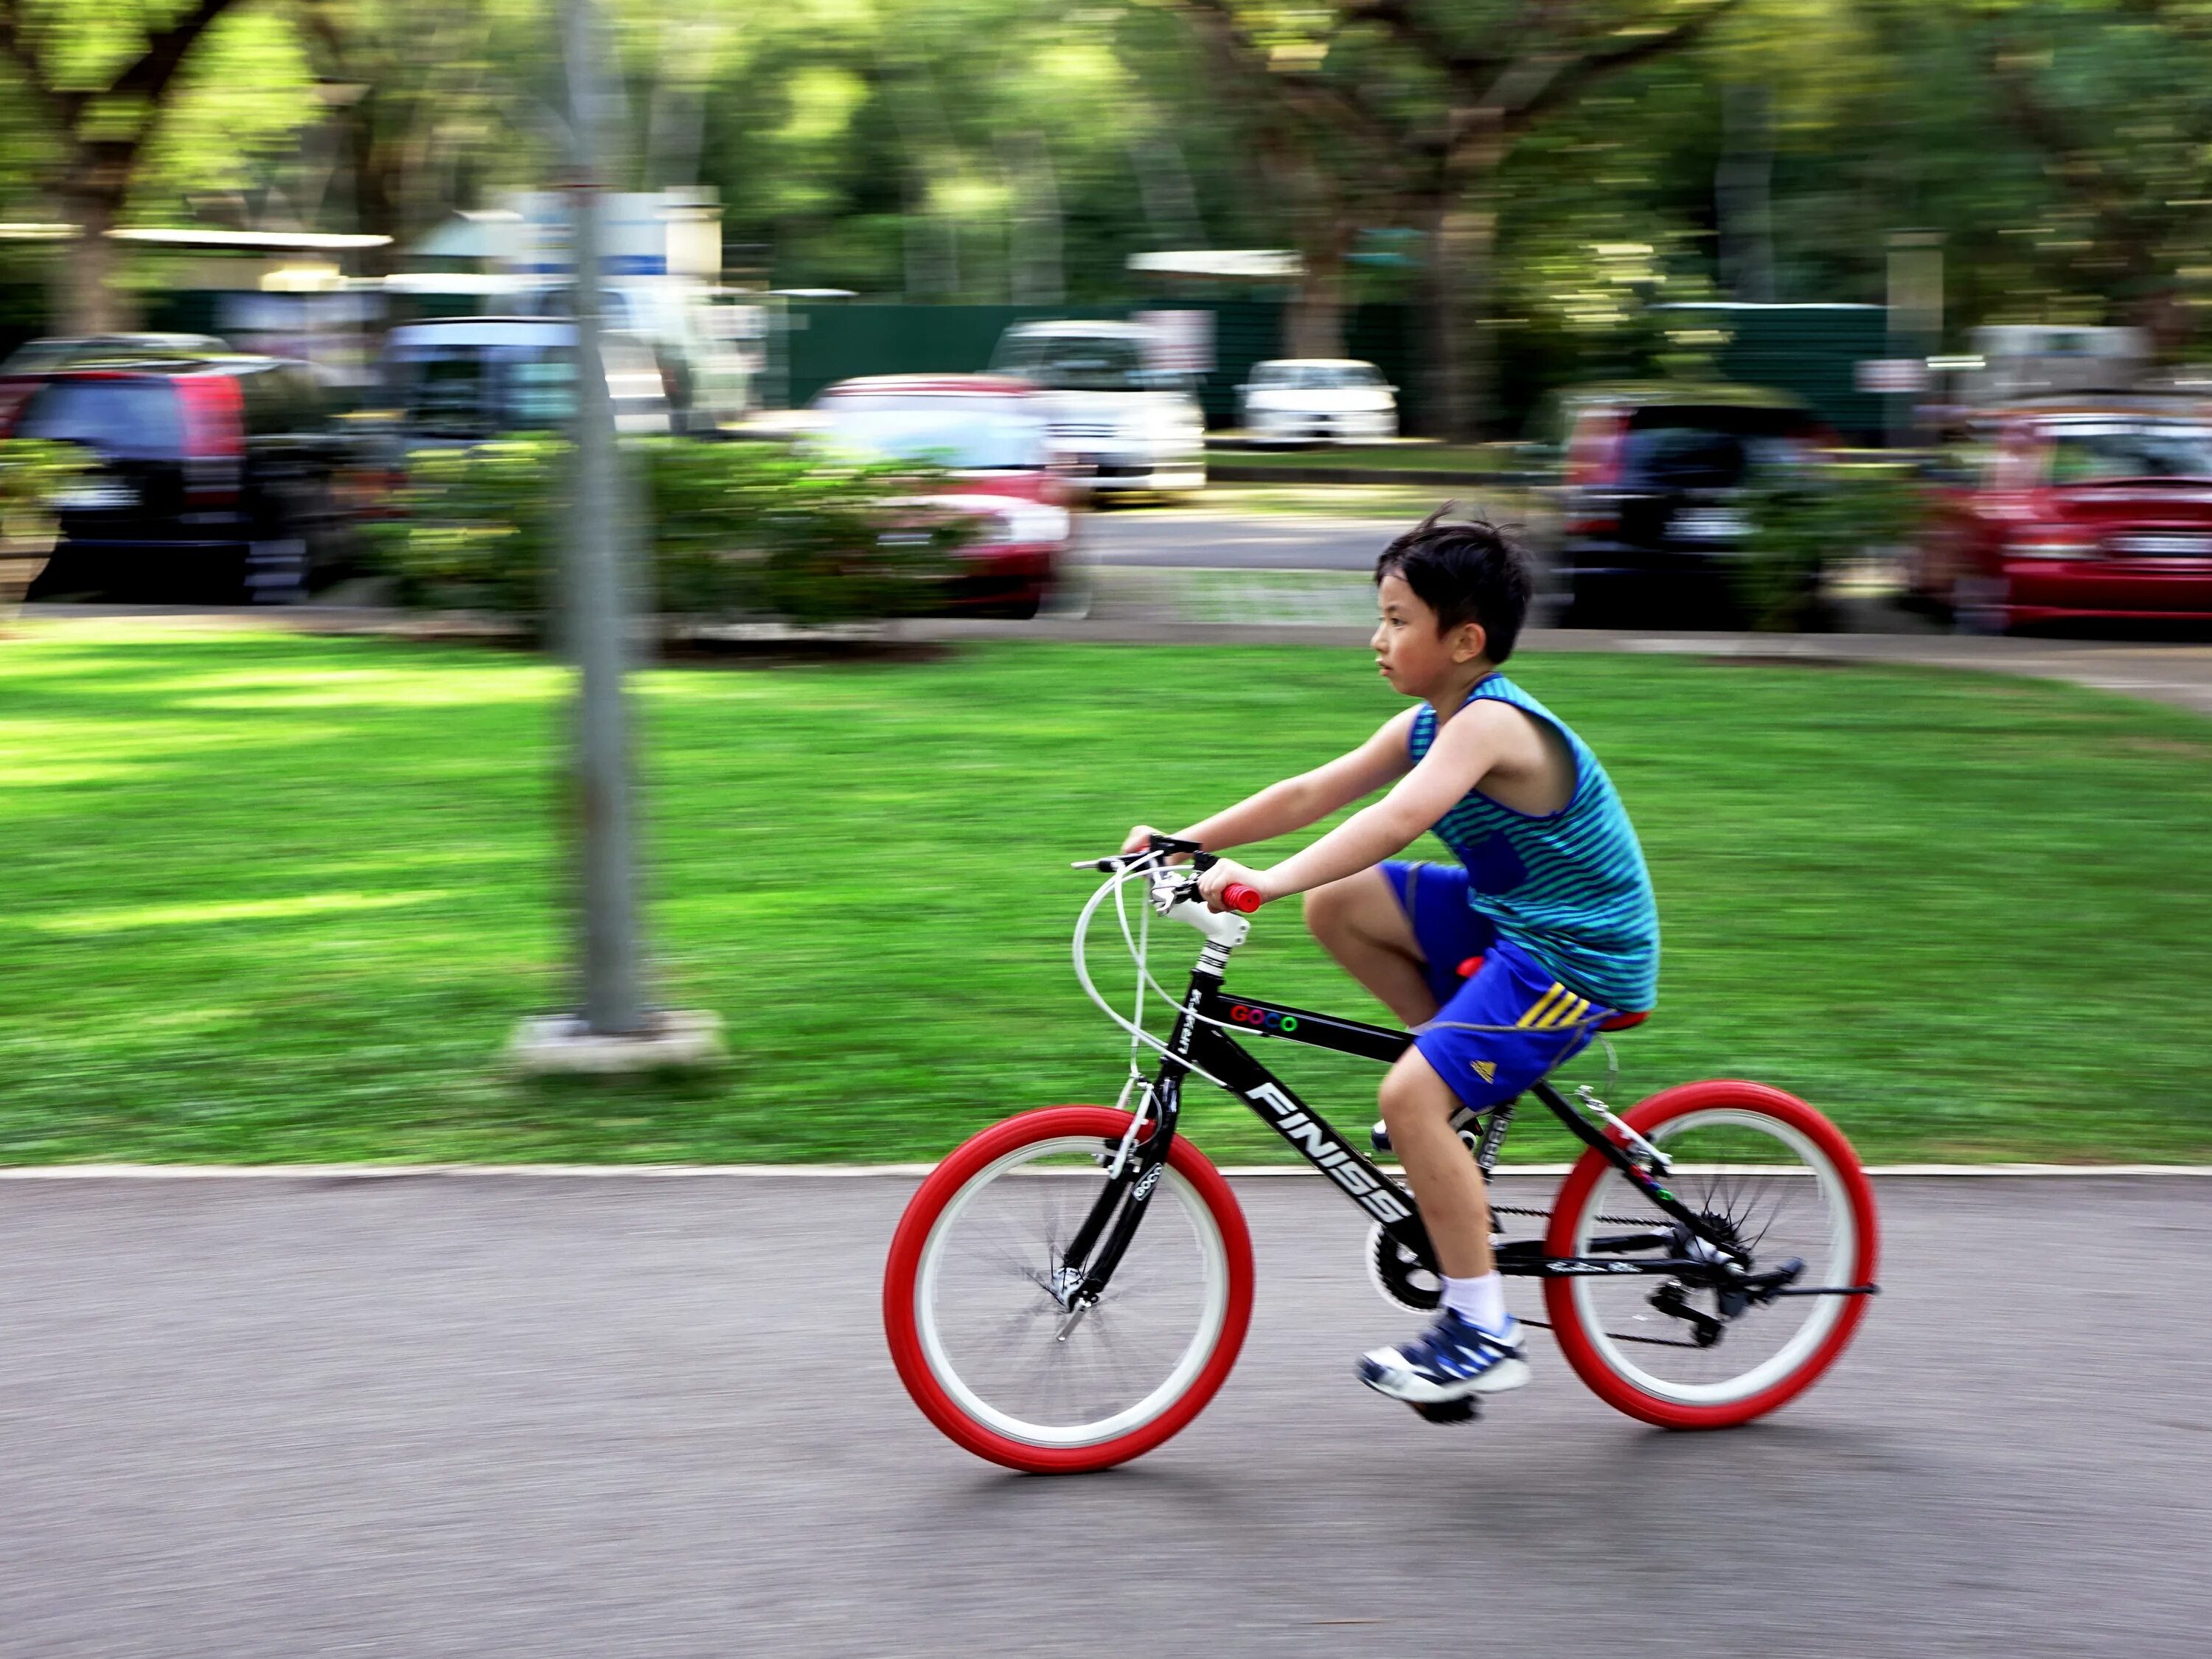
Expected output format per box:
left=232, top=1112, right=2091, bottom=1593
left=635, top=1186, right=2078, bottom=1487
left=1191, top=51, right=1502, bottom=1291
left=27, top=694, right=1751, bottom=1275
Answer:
left=1371, top=1109, right=1479, bottom=1157
left=1411, top=1397, right=1480, bottom=1425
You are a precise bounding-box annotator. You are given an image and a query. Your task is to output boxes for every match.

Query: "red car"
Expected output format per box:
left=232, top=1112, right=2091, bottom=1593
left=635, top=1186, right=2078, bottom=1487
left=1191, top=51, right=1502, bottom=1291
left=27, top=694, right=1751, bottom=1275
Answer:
left=1916, top=397, right=2212, bottom=631
left=809, top=374, right=1075, bottom=619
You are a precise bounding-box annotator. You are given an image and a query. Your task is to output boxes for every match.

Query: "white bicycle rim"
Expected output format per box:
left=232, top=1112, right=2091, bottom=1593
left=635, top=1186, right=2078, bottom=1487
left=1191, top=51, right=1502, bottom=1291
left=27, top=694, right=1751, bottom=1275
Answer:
left=1568, top=1107, right=1856, bottom=1408
left=914, top=1135, right=1231, bottom=1449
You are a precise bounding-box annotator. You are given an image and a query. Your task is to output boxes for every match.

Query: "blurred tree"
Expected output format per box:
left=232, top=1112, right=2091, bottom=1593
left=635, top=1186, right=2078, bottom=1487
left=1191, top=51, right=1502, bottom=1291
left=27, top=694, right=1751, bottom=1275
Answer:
left=1950, top=0, right=2212, bottom=345
left=296, top=0, right=558, bottom=271
left=688, top=0, right=1263, bottom=304
left=0, top=0, right=252, bottom=331
left=1173, top=0, right=1744, bottom=436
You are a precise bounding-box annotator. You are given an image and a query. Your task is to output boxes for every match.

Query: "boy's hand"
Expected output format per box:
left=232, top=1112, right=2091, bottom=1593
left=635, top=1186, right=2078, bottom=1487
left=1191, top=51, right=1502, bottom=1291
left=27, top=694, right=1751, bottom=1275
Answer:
left=1121, top=824, right=1194, bottom=863
left=1196, top=858, right=1271, bottom=912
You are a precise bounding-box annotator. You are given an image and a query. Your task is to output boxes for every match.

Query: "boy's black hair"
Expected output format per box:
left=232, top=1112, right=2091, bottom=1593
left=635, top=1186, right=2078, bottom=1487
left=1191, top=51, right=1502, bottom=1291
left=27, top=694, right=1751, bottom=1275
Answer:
left=1373, top=504, right=1532, bottom=663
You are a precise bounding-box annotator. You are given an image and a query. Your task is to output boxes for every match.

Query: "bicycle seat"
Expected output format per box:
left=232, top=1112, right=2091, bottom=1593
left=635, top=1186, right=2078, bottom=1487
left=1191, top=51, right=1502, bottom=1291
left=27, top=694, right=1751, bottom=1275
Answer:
left=1453, top=956, right=1650, bottom=1032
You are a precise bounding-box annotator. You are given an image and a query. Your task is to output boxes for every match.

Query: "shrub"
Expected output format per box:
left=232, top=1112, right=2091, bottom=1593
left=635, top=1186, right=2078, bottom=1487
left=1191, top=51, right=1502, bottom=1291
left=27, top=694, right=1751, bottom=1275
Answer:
left=0, top=438, right=88, bottom=552
left=1735, top=457, right=1921, bottom=631
left=370, top=437, right=978, bottom=632
left=0, top=439, right=88, bottom=620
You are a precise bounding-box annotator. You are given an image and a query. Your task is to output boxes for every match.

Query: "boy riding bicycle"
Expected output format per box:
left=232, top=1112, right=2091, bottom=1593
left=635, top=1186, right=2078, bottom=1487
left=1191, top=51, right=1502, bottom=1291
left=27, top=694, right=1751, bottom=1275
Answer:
left=1122, top=509, right=1658, bottom=1411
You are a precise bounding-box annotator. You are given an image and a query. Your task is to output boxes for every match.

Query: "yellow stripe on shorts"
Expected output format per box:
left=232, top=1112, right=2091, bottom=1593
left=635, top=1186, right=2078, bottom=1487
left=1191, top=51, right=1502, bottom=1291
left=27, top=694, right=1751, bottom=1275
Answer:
left=1543, top=994, right=1590, bottom=1029
left=1517, top=984, right=1570, bottom=1029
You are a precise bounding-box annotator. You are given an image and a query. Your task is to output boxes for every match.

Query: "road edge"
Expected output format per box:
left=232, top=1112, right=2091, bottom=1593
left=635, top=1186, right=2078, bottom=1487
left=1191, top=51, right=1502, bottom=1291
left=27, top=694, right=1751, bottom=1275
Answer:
left=0, top=1162, right=2205, bottom=1179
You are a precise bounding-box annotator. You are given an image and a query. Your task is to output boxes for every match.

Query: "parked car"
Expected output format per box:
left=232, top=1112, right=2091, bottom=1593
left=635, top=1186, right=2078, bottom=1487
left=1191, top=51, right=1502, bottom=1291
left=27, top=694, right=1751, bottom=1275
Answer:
left=5, top=349, right=352, bottom=602
left=350, top=318, right=677, bottom=519
left=0, top=333, right=230, bottom=430
left=509, top=283, right=757, bottom=435
left=1553, top=384, right=1822, bottom=625
left=809, top=374, right=1073, bottom=618
left=374, top=318, right=673, bottom=447
left=1237, top=358, right=1397, bottom=445
left=988, top=321, right=1206, bottom=498
left=1912, top=397, right=2212, bottom=632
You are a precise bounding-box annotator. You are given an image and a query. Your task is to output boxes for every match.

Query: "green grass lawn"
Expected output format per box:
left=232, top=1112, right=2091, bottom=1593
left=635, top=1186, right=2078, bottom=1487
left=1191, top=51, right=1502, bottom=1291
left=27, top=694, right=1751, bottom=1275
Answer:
left=4, top=623, right=2211, bottom=1164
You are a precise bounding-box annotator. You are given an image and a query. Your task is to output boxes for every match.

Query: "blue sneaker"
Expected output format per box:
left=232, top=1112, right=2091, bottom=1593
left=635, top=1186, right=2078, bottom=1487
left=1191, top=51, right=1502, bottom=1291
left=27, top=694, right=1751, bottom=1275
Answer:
left=1359, top=1309, right=1530, bottom=1405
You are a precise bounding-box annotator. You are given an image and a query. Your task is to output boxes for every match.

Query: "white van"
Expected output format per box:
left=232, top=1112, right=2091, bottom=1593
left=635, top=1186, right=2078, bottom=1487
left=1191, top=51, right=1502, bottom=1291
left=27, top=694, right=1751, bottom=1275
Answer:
left=376, top=319, right=673, bottom=445
left=989, top=321, right=1206, bottom=496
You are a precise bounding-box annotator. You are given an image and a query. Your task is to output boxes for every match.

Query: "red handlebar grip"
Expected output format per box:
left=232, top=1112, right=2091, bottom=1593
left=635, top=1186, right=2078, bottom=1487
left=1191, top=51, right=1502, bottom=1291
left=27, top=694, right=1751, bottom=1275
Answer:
left=1222, top=883, right=1265, bottom=913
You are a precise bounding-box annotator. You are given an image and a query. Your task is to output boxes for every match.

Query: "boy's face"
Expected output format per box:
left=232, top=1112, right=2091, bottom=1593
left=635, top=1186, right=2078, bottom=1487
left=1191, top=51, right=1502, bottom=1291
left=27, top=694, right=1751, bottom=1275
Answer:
left=1372, top=571, right=1488, bottom=698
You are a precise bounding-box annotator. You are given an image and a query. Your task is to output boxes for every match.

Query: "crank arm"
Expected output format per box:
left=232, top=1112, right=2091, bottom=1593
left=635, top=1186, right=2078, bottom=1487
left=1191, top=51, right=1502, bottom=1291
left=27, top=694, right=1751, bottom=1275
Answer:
left=1763, top=1283, right=1882, bottom=1298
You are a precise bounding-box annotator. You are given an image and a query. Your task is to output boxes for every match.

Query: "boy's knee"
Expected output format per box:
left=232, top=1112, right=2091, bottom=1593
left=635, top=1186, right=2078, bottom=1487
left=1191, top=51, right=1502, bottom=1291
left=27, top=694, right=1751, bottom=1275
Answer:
left=1302, top=876, right=1355, bottom=942
left=1377, top=1061, right=1450, bottom=1130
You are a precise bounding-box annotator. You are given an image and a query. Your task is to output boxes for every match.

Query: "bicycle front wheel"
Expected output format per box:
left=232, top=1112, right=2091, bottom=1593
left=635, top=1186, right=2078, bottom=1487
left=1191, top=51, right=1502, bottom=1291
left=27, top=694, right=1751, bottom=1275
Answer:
left=883, top=1106, right=1255, bottom=1473
left=1545, top=1080, right=1879, bottom=1430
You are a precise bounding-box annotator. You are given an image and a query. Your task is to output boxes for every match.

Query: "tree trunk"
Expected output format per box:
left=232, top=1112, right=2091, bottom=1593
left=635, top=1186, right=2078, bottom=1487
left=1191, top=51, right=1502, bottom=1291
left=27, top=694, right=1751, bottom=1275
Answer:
left=56, top=171, right=128, bottom=335
left=1421, top=116, right=1509, bottom=442
left=1426, top=173, right=1500, bottom=441
left=344, top=93, right=403, bottom=277
left=1284, top=220, right=1350, bottom=359
left=1716, top=83, right=1775, bottom=302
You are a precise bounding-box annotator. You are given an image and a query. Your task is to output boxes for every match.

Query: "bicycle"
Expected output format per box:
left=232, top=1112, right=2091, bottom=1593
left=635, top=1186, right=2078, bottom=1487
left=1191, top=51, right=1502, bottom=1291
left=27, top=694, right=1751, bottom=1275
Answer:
left=883, top=836, right=1881, bottom=1474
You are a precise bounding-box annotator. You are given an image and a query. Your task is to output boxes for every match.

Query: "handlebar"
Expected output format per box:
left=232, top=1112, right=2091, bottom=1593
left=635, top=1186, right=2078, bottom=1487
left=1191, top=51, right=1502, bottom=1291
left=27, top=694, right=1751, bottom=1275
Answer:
left=1071, top=840, right=1268, bottom=914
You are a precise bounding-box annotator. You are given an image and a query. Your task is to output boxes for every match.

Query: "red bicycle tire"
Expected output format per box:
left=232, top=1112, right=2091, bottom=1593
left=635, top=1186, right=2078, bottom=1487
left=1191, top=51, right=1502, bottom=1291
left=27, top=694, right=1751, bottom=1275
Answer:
left=883, top=1106, right=1256, bottom=1474
left=1543, top=1079, right=1879, bottom=1431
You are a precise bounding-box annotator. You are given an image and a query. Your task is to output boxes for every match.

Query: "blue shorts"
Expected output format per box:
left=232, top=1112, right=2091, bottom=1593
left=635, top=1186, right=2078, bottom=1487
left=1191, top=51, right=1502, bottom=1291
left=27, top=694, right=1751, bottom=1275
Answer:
left=1382, top=860, right=1616, bottom=1113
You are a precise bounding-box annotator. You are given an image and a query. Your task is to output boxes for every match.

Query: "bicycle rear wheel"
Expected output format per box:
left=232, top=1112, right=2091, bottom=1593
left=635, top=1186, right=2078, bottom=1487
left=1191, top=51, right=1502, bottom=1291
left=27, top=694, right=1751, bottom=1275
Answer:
left=1544, top=1080, right=1878, bottom=1430
left=883, top=1106, right=1254, bottom=1473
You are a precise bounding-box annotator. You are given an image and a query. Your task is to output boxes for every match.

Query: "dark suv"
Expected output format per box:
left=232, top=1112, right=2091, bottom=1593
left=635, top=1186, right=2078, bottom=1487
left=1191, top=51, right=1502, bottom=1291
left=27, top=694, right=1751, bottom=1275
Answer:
left=6, top=351, right=351, bottom=602
left=0, top=333, right=230, bottom=429
left=1553, top=386, right=1820, bottom=625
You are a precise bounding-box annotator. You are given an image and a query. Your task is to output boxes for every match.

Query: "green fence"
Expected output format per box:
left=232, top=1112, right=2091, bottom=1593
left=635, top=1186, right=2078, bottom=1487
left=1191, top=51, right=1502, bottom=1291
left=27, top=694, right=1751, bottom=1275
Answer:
left=782, top=303, right=1124, bottom=408
left=1663, top=303, right=1891, bottom=442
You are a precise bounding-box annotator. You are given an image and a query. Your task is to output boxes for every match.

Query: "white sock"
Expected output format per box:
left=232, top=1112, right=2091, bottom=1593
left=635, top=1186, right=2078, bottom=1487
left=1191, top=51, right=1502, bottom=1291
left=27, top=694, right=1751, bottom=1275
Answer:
left=1441, top=1272, right=1508, bottom=1333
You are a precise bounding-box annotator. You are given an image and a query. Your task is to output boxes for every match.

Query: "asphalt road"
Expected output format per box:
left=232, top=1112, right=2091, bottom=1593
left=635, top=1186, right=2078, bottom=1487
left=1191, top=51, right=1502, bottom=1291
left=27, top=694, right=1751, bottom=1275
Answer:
left=1083, top=507, right=1402, bottom=569
left=4, top=1172, right=2207, bottom=1658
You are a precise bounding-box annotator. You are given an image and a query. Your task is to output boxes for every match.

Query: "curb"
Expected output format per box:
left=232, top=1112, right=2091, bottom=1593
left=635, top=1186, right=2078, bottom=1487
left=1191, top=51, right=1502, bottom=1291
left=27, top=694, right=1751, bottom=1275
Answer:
left=0, top=1163, right=2205, bottom=1180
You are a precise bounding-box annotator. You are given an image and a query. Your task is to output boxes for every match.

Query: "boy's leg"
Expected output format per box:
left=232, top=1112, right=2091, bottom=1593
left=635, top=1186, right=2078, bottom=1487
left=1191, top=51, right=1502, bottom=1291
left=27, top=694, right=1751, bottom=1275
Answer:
left=1303, top=868, right=1439, bottom=1028
left=1359, top=1043, right=1526, bottom=1405
left=1377, top=1046, right=1492, bottom=1278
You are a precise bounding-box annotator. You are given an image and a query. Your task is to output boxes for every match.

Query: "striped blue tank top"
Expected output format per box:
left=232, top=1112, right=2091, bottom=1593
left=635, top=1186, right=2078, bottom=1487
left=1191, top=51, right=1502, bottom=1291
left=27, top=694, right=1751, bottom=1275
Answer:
left=1409, top=673, right=1658, bottom=1011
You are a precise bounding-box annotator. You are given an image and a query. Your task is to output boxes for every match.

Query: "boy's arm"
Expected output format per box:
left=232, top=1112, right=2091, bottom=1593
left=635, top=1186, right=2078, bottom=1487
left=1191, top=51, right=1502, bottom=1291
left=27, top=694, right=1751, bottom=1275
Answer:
left=1195, top=702, right=1509, bottom=906
left=1123, top=709, right=1417, bottom=858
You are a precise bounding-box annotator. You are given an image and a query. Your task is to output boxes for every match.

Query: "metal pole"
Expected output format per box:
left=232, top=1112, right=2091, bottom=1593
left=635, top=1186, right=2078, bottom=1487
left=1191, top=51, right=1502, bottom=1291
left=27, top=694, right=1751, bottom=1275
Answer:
left=561, top=0, right=644, bottom=1034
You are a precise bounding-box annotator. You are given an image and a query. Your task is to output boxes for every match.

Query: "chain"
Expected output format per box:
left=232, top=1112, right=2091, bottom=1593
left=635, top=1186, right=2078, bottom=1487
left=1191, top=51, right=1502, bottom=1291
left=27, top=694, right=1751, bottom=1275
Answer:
left=1489, top=1201, right=1661, bottom=1226
left=1513, top=1313, right=1708, bottom=1351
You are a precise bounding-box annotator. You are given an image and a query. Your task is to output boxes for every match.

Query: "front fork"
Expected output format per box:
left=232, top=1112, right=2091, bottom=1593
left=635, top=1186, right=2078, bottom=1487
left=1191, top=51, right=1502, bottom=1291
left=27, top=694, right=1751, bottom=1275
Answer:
left=1057, top=961, right=1218, bottom=1315
left=1052, top=1065, right=1186, bottom=1321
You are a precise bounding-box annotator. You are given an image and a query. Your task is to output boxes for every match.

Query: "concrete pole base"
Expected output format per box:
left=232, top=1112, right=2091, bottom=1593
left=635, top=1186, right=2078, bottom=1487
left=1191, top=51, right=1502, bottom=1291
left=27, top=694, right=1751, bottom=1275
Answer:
left=506, top=1009, right=726, bottom=1075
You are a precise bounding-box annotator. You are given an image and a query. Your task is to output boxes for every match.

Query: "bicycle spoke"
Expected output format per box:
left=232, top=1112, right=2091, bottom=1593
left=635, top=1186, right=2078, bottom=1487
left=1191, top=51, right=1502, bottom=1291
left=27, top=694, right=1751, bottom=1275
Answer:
left=917, top=1139, right=1226, bottom=1444
left=1563, top=1109, right=1856, bottom=1402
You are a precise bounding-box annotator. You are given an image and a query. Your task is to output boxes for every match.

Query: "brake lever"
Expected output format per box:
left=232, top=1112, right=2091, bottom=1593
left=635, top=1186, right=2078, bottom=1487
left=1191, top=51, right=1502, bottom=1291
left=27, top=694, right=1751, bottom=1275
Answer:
left=1072, top=851, right=1158, bottom=872
left=1073, top=833, right=1205, bottom=874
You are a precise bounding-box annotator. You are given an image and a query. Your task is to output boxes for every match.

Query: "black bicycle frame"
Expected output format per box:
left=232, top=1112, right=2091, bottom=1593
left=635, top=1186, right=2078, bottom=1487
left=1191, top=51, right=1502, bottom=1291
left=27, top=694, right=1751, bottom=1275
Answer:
left=1062, top=950, right=1827, bottom=1310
